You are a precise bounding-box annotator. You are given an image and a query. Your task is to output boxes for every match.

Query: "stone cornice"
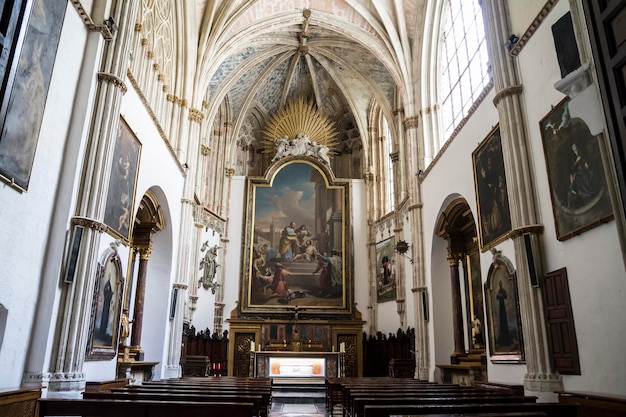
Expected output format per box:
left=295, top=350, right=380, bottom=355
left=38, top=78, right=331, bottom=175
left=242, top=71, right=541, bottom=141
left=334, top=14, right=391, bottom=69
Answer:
left=72, top=216, right=108, bottom=233
left=69, top=0, right=114, bottom=41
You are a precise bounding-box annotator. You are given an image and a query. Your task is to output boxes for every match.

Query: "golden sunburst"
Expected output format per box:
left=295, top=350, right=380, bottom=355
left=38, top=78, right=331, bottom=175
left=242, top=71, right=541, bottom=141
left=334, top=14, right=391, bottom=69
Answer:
left=262, top=98, right=339, bottom=156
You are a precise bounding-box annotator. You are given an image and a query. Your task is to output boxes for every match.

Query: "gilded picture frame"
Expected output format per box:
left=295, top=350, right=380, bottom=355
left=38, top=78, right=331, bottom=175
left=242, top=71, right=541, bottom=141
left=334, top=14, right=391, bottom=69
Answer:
left=539, top=97, right=613, bottom=240
left=484, top=259, right=525, bottom=363
left=375, top=237, right=396, bottom=303
left=472, top=126, right=512, bottom=250
left=240, top=158, right=352, bottom=316
left=103, top=117, right=142, bottom=242
left=0, top=0, right=67, bottom=191
left=86, top=247, right=125, bottom=360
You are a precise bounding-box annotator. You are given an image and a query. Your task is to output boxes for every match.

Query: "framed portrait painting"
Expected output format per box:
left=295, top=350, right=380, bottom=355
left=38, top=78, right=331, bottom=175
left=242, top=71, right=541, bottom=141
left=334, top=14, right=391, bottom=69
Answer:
left=0, top=0, right=67, bottom=191
left=240, top=159, right=352, bottom=316
left=539, top=98, right=613, bottom=240
left=375, top=237, right=396, bottom=303
left=472, top=126, right=512, bottom=250
left=103, top=117, right=142, bottom=241
left=86, top=247, right=124, bottom=360
left=484, top=258, right=524, bottom=363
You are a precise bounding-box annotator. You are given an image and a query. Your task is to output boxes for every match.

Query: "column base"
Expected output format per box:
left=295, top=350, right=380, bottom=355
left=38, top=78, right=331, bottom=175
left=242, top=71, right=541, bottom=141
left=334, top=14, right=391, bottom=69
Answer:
left=524, top=372, right=563, bottom=397
left=163, top=364, right=182, bottom=379
left=46, top=372, right=86, bottom=398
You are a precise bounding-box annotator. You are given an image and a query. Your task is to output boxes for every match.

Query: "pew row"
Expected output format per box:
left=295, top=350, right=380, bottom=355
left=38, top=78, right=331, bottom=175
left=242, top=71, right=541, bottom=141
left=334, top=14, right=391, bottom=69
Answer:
left=38, top=398, right=253, bottom=417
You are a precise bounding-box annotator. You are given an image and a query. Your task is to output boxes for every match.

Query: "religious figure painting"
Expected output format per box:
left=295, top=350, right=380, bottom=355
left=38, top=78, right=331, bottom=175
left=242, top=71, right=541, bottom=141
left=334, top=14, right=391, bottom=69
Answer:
left=241, top=159, right=352, bottom=315
left=103, top=117, right=142, bottom=241
left=0, top=0, right=67, bottom=191
left=484, top=251, right=524, bottom=363
left=86, top=247, right=124, bottom=360
left=375, top=237, right=396, bottom=303
left=472, top=126, right=512, bottom=250
left=539, top=98, right=613, bottom=240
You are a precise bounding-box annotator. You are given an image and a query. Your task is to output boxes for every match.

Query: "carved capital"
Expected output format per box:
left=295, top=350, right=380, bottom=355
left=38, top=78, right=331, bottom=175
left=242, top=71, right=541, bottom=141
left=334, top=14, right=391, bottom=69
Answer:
left=72, top=216, right=108, bottom=233
left=135, top=23, right=144, bottom=32
left=189, top=108, right=204, bottom=123
left=493, top=85, right=524, bottom=107
left=97, top=72, right=127, bottom=94
left=201, top=145, right=211, bottom=156
left=403, top=115, right=419, bottom=130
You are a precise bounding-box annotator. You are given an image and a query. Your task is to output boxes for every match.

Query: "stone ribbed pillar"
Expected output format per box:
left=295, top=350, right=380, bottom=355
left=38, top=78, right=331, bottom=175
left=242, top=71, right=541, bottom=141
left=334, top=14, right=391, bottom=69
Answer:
left=36, top=0, right=139, bottom=397
left=481, top=0, right=562, bottom=392
left=404, top=114, right=430, bottom=380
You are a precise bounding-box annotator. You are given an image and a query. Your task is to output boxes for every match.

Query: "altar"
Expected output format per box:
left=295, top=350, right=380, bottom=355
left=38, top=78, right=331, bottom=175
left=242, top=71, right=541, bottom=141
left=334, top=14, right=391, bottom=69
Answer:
left=251, top=351, right=344, bottom=380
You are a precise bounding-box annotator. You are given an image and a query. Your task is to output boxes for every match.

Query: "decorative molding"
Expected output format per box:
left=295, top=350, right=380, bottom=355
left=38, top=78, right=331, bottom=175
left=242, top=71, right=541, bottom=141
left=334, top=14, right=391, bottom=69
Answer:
left=157, top=73, right=165, bottom=82
left=72, top=216, right=108, bottom=233
left=189, top=108, right=204, bottom=123
left=127, top=70, right=185, bottom=174
left=69, top=0, right=114, bottom=41
left=408, top=203, right=423, bottom=211
left=390, top=151, right=400, bottom=163
left=508, top=224, right=544, bottom=239
left=181, top=198, right=195, bottom=206
left=162, top=85, right=169, bottom=93
left=146, top=50, right=154, bottom=59
left=141, top=38, right=148, bottom=46
left=166, top=94, right=179, bottom=103
left=224, top=167, right=235, bottom=177
left=201, top=145, right=210, bottom=156
left=135, top=23, right=144, bottom=32
left=152, top=63, right=160, bottom=72
left=403, top=115, right=419, bottom=130
left=393, top=107, right=404, bottom=116
left=180, top=99, right=188, bottom=108
left=173, top=282, right=188, bottom=290
left=194, top=205, right=226, bottom=234
left=97, top=72, right=127, bottom=94
left=493, top=85, right=524, bottom=107
left=421, top=81, right=494, bottom=180
left=510, top=0, right=560, bottom=57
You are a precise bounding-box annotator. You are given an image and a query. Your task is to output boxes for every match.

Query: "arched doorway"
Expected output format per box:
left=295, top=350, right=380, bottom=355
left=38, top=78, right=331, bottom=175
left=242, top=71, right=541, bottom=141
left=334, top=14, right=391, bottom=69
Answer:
left=434, top=198, right=486, bottom=385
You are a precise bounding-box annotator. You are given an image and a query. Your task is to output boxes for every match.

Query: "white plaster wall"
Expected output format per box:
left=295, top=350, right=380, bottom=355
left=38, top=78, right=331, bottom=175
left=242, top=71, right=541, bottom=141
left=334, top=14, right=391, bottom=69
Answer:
left=351, top=180, right=369, bottom=329
left=508, top=0, right=551, bottom=40
left=222, top=176, right=246, bottom=334
left=515, top=0, right=626, bottom=395
left=0, top=4, right=88, bottom=390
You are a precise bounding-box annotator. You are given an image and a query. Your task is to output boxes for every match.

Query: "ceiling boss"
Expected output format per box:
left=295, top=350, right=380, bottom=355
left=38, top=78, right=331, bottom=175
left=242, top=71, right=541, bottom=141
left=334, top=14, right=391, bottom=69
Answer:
left=262, top=98, right=339, bottom=168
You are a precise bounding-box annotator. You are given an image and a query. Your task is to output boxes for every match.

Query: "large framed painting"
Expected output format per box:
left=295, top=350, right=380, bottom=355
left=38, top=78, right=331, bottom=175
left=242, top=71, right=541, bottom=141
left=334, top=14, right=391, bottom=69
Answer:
left=0, top=0, right=67, bottom=191
left=539, top=98, right=613, bottom=240
left=103, top=117, right=142, bottom=241
left=240, top=159, right=352, bottom=316
left=86, top=247, right=125, bottom=360
left=375, top=237, right=396, bottom=303
left=484, top=251, right=524, bottom=363
left=472, top=126, right=512, bottom=250
left=464, top=253, right=485, bottom=349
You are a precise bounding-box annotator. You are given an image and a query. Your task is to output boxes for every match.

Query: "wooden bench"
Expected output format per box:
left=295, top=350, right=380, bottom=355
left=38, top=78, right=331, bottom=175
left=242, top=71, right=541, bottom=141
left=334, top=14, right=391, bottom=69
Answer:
left=352, top=394, right=537, bottom=417
left=83, top=390, right=265, bottom=417
left=0, top=387, right=41, bottom=417
left=362, top=402, right=578, bottom=417
left=39, top=398, right=253, bottom=417
left=558, top=390, right=626, bottom=417
left=474, top=381, right=524, bottom=396
left=85, top=378, right=130, bottom=392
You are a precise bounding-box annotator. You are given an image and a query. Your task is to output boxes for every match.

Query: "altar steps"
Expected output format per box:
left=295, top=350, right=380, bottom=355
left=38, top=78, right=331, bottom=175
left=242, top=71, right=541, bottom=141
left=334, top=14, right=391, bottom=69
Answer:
left=272, top=380, right=326, bottom=404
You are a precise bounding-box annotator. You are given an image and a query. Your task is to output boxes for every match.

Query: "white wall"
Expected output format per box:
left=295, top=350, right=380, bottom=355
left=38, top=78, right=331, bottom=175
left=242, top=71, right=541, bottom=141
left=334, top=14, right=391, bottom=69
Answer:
left=0, top=4, right=89, bottom=390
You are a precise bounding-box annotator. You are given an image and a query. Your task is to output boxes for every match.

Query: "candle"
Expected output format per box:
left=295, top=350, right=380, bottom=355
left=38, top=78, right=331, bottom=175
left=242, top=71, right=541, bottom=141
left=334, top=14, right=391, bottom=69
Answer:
left=340, top=342, right=345, bottom=353
left=251, top=341, right=255, bottom=352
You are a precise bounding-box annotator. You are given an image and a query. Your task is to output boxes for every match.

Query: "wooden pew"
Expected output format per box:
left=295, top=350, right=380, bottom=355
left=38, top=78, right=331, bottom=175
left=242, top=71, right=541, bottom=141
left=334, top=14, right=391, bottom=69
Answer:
left=351, top=394, right=537, bottom=417
left=0, top=387, right=41, bottom=417
left=108, top=384, right=272, bottom=416
left=362, top=402, right=578, bottom=417
left=38, top=398, right=253, bottom=417
left=83, top=390, right=265, bottom=417
left=558, top=391, right=626, bottom=417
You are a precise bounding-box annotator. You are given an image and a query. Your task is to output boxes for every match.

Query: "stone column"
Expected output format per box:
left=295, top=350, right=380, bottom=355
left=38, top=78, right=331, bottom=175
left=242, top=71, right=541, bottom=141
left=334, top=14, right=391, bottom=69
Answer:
left=130, top=244, right=152, bottom=357
left=481, top=0, right=562, bottom=393
left=448, top=253, right=466, bottom=359
left=39, top=0, right=139, bottom=397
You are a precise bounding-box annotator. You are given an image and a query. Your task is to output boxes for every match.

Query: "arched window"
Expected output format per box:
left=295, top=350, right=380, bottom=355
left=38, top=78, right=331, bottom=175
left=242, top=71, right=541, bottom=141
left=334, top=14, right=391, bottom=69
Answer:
left=439, top=0, right=490, bottom=139
left=383, top=117, right=395, bottom=213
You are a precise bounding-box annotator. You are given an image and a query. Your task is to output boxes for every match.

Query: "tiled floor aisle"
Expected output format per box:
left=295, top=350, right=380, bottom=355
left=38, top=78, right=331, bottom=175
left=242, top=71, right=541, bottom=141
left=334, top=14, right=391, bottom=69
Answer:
left=268, top=401, right=331, bottom=417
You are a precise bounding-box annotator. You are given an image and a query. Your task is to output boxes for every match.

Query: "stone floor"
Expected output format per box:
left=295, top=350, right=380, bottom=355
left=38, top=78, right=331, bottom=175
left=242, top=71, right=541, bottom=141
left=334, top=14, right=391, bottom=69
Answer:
left=268, top=401, right=330, bottom=417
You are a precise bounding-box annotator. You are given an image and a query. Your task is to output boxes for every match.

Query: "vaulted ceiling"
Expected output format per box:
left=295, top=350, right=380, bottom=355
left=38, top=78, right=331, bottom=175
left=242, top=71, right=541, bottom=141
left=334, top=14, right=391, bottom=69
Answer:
left=193, top=1, right=423, bottom=162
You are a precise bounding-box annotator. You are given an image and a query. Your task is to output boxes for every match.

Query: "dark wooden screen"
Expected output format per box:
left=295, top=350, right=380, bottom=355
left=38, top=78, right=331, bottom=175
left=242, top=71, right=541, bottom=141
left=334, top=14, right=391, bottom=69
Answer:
left=542, top=268, right=581, bottom=375
left=362, top=328, right=415, bottom=377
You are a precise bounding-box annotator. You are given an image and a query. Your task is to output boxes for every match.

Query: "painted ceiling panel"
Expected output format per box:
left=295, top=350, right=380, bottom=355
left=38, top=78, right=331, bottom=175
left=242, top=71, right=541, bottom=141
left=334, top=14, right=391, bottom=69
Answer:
left=208, top=47, right=259, bottom=100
